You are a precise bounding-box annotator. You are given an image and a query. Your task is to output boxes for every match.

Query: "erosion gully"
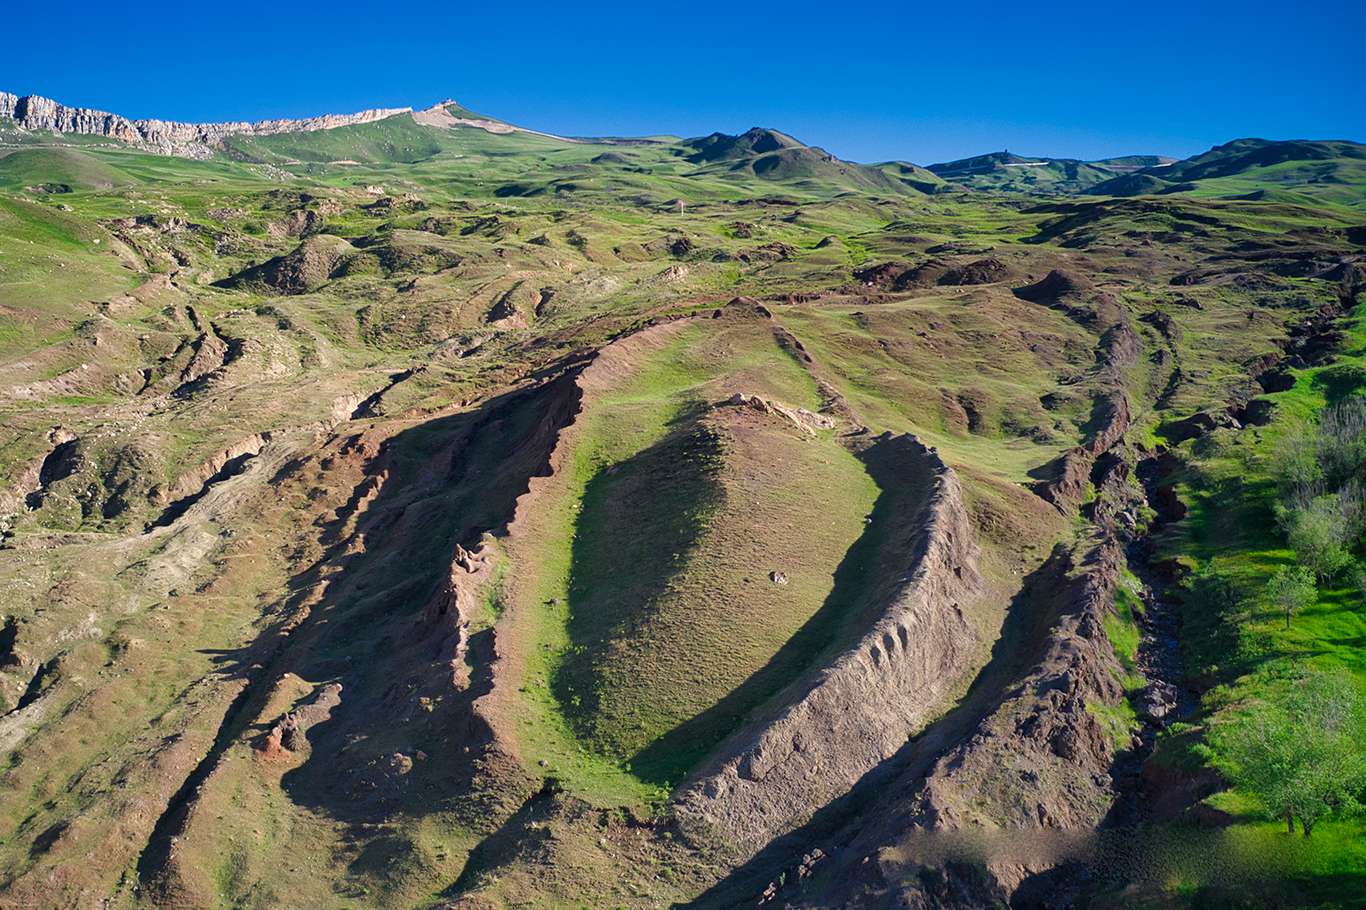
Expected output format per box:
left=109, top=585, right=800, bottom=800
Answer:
left=1105, top=452, right=1198, bottom=828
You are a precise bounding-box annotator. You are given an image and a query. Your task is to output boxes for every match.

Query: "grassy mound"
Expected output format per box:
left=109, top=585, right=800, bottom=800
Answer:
left=0, top=147, right=134, bottom=191
left=508, top=315, right=878, bottom=792
left=558, top=400, right=876, bottom=783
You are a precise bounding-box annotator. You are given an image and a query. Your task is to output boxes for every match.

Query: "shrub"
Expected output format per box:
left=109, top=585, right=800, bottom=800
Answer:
left=1283, top=495, right=1354, bottom=583
left=1317, top=396, right=1366, bottom=489
left=1272, top=425, right=1324, bottom=505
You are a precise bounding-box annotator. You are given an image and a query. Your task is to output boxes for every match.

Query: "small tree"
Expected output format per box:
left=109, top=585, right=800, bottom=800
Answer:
left=1265, top=565, right=1316, bottom=629
left=1215, top=669, right=1366, bottom=837
left=1285, top=495, right=1353, bottom=583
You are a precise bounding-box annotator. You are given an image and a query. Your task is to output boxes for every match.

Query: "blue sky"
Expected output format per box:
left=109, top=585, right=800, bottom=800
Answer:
left=8, top=0, right=1364, bottom=164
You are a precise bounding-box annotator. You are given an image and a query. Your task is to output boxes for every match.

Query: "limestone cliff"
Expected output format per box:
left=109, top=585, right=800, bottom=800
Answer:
left=0, top=91, right=410, bottom=159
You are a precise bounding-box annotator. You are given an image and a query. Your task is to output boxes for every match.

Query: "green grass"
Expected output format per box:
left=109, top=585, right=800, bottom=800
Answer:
left=0, top=147, right=135, bottom=190
left=1106, top=569, right=1146, bottom=689
left=508, top=318, right=883, bottom=798
left=1088, top=698, right=1140, bottom=750
left=1153, top=299, right=1366, bottom=902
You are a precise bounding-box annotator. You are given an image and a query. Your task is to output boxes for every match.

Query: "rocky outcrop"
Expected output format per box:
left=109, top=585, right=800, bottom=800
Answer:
left=785, top=538, right=1129, bottom=908
left=215, top=235, right=354, bottom=295
left=419, top=544, right=494, bottom=689
left=1014, top=268, right=1093, bottom=304
left=672, top=435, right=982, bottom=854
left=775, top=432, right=1147, bottom=908
left=154, top=434, right=270, bottom=506
left=719, top=392, right=835, bottom=437
left=904, top=539, right=1127, bottom=836
left=0, top=91, right=409, bottom=159
left=937, top=256, right=1015, bottom=286
left=1033, top=391, right=1132, bottom=510
left=255, top=682, right=344, bottom=761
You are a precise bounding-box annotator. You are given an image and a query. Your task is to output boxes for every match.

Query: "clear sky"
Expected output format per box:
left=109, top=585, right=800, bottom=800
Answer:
left=7, top=0, right=1364, bottom=164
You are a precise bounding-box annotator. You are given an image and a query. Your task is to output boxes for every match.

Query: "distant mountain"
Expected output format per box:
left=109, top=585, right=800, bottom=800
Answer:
left=5, top=91, right=1360, bottom=206
left=1155, top=138, right=1364, bottom=181
left=1090, top=154, right=1176, bottom=171
left=926, top=151, right=1165, bottom=194
left=682, top=127, right=944, bottom=196
left=684, top=126, right=805, bottom=163
left=1090, top=138, right=1366, bottom=206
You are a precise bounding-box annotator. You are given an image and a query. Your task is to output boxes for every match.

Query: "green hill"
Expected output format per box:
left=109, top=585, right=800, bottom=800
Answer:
left=683, top=127, right=928, bottom=196
left=222, top=113, right=454, bottom=164
left=927, top=150, right=1123, bottom=193
left=0, top=147, right=135, bottom=191
left=1093, top=138, right=1366, bottom=206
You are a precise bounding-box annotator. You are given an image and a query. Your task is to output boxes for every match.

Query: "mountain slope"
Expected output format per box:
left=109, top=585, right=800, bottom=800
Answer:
left=683, top=127, right=932, bottom=196
left=1091, top=138, right=1366, bottom=206
left=928, top=150, right=1126, bottom=193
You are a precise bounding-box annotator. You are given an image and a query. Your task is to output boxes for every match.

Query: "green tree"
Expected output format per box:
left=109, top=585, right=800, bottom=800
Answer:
left=1317, top=396, right=1366, bottom=489
left=1273, top=425, right=1324, bottom=503
left=1284, top=495, right=1353, bottom=583
left=1214, top=669, right=1366, bottom=837
left=1265, top=565, right=1316, bottom=630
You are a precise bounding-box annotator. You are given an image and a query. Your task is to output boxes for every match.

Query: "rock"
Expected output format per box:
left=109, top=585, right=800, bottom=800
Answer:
left=736, top=242, right=795, bottom=264
left=1141, top=310, right=1183, bottom=343
left=215, top=235, right=353, bottom=295
left=1258, top=368, right=1296, bottom=393
left=1137, top=681, right=1177, bottom=723
left=853, top=261, right=907, bottom=288
left=253, top=682, right=343, bottom=761
left=720, top=392, right=835, bottom=436
left=0, top=91, right=410, bottom=160
left=1240, top=397, right=1277, bottom=426
left=1162, top=409, right=1239, bottom=443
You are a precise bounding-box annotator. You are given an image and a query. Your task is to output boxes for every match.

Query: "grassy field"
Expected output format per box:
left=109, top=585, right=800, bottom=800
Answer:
left=1150, top=298, right=1366, bottom=903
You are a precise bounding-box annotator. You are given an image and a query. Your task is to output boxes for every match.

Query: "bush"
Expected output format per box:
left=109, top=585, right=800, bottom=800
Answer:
left=1282, top=495, right=1354, bottom=583
left=1185, top=566, right=1260, bottom=678
left=1317, top=395, right=1366, bottom=490
left=1339, top=477, right=1366, bottom=545
left=1272, top=425, right=1324, bottom=505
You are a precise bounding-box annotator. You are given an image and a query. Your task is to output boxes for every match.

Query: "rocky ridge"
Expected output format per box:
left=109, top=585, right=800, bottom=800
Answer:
left=0, top=91, right=411, bottom=158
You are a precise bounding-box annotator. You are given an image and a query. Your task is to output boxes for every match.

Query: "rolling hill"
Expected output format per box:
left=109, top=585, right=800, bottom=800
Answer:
left=1090, top=137, right=1366, bottom=207
left=0, top=90, right=1363, bottom=910
left=926, top=150, right=1131, bottom=193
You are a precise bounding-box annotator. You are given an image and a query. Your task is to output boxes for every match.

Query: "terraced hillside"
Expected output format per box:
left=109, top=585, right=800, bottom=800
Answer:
left=0, top=96, right=1363, bottom=909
